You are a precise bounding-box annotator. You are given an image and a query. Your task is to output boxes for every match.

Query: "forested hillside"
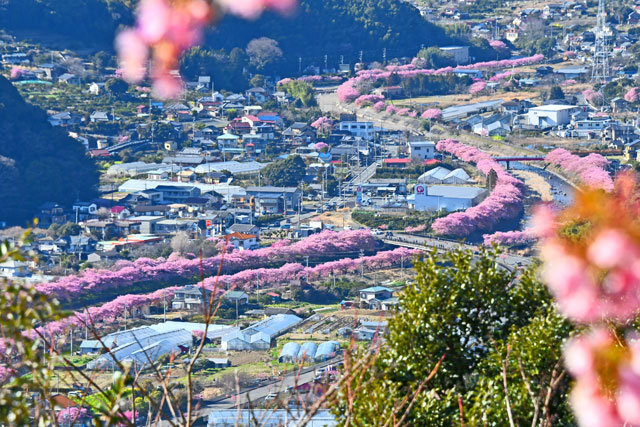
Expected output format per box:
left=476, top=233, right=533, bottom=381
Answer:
left=0, top=76, right=98, bottom=225
left=0, top=0, right=449, bottom=68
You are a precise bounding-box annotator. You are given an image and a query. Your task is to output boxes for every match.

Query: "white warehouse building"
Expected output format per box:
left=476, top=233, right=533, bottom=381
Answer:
left=526, top=105, right=582, bottom=128
left=411, top=184, right=487, bottom=212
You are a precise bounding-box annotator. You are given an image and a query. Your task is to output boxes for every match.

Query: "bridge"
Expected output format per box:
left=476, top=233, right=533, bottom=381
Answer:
left=105, top=139, right=150, bottom=153
left=494, top=156, right=545, bottom=169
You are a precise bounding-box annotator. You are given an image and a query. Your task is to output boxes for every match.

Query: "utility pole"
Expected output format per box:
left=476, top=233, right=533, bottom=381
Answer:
left=324, top=55, right=328, bottom=73
left=401, top=253, right=404, bottom=276
left=360, top=249, right=365, bottom=278
left=298, top=57, right=302, bottom=75
left=382, top=48, right=387, bottom=65
left=235, top=299, right=239, bottom=325
left=359, top=50, right=363, bottom=64
left=305, top=255, right=310, bottom=283
left=69, top=329, right=73, bottom=355
left=340, top=55, right=344, bottom=65
left=163, top=290, right=167, bottom=322
left=256, top=271, right=260, bottom=302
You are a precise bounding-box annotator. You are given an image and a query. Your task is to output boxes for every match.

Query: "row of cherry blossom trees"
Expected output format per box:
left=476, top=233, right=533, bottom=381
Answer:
left=545, top=148, right=613, bottom=191
left=482, top=229, right=535, bottom=246
left=29, top=247, right=417, bottom=342
left=431, top=139, right=525, bottom=236
left=337, top=54, right=544, bottom=103
left=36, top=230, right=377, bottom=302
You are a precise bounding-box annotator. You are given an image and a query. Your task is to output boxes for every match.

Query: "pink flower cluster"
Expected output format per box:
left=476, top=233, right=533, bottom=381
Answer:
left=469, top=81, right=487, bottom=94
left=421, top=108, right=442, bottom=120
left=337, top=54, right=545, bottom=104
left=115, top=0, right=214, bottom=99
left=396, top=108, right=411, bottom=116
left=534, top=174, right=640, bottom=425
left=36, top=230, right=376, bottom=301
left=386, top=105, right=399, bottom=114
left=217, top=0, right=297, bottom=19
left=545, top=148, right=613, bottom=191
left=298, top=75, right=323, bottom=83
left=354, top=94, right=385, bottom=107
left=408, top=111, right=418, bottom=118
left=372, top=101, right=387, bottom=112
left=565, top=329, right=640, bottom=427
left=310, top=116, right=333, bottom=132
left=625, top=87, right=639, bottom=103
left=489, top=40, right=507, bottom=50
left=482, top=229, right=535, bottom=246
left=432, top=139, right=524, bottom=236
left=336, top=79, right=360, bottom=103
left=489, top=71, right=514, bottom=82
left=405, top=225, right=426, bottom=233
left=277, top=77, right=293, bottom=86
left=314, top=142, right=329, bottom=152
left=583, top=89, right=603, bottom=105
left=562, top=79, right=578, bottom=86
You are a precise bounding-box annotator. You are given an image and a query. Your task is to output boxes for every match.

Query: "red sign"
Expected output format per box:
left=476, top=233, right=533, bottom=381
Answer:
left=416, top=185, right=425, bottom=195
left=205, top=220, right=212, bottom=227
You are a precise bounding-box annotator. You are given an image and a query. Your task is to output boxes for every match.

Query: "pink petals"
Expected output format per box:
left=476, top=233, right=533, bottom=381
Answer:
left=421, top=108, right=442, bottom=120
left=116, top=0, right=297, bottom=99
left=545, top=148, right=613, bottom=191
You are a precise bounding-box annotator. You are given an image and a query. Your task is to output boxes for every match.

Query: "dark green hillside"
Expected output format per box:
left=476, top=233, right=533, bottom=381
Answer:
left=0, top=0, right=448, bottom=67
left=0, top=76, right=98, bottom=225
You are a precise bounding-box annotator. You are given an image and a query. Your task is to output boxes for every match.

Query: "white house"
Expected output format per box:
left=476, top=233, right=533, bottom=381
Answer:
left=338, top=121, right=374, bottom=140
left=526, top=105, right=582, bottom=127
left=409, top=140, right=436, bottom=160
left=418, top=167, right=472, bottom=184
left=0, top=260, right=30, bottom=278
left=227, top=232, right=259, bottom=250
left=412, top=184, right=487, bottom=212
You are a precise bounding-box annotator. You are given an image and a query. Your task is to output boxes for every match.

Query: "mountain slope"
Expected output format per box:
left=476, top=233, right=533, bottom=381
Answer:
left=0, top=76, right=98, bottom=225
left=0, top=0, right=448, bottom=63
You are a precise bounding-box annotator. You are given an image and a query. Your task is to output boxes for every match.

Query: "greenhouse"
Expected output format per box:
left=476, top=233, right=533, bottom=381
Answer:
left=278, top=342, right=301, bottom=363
left=297, top=342, right=318, bottom=362
left=86, top=329, right=192, bottom=371
left=315, top=341, right=340, bottom=362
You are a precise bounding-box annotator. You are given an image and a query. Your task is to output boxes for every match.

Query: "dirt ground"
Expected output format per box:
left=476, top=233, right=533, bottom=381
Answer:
left=390, top=89, right=542, bottom=109
left=510, top=170, right=554, bottom=202
left=306, top=208, right=359, bottom=228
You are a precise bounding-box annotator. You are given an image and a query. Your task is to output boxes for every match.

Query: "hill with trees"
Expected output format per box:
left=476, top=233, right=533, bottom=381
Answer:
left=0, top=76, right=98, bottom=225
left=1, top=0, right=449, bottom=73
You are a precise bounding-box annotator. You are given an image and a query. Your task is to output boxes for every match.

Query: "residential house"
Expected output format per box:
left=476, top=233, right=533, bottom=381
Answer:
left=72, top=202, right=98, bottom=222
left=58, top=73, right=80, bottom=85
left=0, top=260, right=29, bottom=278
left=227, top=232, right=259, bottom=250
left=38, top=202, right=67, bottom=227
left=153, top=185, right=201, bottom=203
left=245, top=187, right=301, bottom=214
left=90, top=111, right=112, bottom=123
left=227, top=223, right=260, bottom=236
left=172, top=285, right=212, bottom=310
left=338, top=121, right=374, bottom=140
left=48, top=111, right=82, bottom=127
left=223, top=291, right=249, bottom=305
left=408, top=140, right=436, bottom=160
left=245, top=87, right=268, bottom=103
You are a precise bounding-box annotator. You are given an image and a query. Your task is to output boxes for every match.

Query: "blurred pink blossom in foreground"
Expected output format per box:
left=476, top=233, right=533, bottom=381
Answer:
left=116, top=0, right=297, bottom=99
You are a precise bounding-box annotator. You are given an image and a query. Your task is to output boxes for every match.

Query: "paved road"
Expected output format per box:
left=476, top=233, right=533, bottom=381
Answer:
left=383, top=233, right=532, bottom=270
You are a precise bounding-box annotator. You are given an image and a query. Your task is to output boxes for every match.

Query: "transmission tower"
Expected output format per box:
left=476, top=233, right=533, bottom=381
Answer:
left=591, top=0, right=610, bottom=83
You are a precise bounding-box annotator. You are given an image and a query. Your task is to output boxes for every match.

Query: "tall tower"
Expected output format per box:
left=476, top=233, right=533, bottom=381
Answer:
left=591, top=0, right=610, bottom=83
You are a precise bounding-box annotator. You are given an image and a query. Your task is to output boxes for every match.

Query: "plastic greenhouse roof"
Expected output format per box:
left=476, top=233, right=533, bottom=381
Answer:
left=244, top=314, right=302, bottom=339
left=87, top=329, right=192, bottom=370
left=298, top=342, right=318, bottom=360
left=315, top=341, right=339, bottom=358
left=279, top=342, right=300, bottom=359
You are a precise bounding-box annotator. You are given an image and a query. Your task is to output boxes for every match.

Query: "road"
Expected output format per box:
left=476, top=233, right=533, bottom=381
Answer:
left=383, top=233, right=531, bottom=270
